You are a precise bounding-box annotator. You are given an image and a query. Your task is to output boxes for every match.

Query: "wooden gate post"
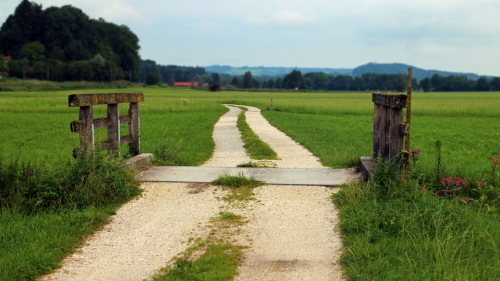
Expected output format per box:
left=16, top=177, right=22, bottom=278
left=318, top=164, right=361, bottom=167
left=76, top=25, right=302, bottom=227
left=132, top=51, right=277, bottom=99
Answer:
left=372, top=93, right=407, bottom=163
left=69, top=93, right=144, bottom=157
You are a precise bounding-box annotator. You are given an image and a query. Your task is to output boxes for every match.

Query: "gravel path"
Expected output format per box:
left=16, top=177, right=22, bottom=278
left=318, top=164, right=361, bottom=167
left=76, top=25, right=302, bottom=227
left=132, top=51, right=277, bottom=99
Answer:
left=42, top=104, right=345, bottom=281
left=231, top=105, right=344, bottom=281
left=235, top=185, right=343, bottom=281
left=41, top=183, right=226, bottom=281
left=241, top=105, right=325, bottom=169
left=202, top=105, right=250, bottom=167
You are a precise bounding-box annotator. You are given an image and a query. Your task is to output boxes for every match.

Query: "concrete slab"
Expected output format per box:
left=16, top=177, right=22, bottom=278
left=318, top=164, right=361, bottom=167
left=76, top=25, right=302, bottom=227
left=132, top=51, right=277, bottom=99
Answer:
left=136, top=166, right=349, bottom=186
left=360, top=156, right=375, bottom=179
left=126, top=153, right=154, bottom=169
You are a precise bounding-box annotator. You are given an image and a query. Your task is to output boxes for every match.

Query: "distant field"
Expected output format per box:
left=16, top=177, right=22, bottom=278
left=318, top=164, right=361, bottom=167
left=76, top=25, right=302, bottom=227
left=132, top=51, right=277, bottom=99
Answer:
left=1, top=88, right=499, bottom=180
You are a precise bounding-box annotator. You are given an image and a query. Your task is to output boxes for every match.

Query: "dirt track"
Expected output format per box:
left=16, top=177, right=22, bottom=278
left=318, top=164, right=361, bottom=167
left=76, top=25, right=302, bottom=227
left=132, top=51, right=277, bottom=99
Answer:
left=42, top=104, right=345, bottom=281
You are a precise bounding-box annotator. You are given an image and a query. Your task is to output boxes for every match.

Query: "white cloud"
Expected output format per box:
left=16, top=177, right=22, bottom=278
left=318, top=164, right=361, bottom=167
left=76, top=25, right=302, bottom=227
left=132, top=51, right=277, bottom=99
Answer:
left=246, top=8, right=316, bottom=26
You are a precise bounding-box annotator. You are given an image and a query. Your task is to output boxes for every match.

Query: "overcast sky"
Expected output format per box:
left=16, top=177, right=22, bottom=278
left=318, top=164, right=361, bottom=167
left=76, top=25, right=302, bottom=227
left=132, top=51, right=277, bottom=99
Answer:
left=1, top=0, right=499, bottom=76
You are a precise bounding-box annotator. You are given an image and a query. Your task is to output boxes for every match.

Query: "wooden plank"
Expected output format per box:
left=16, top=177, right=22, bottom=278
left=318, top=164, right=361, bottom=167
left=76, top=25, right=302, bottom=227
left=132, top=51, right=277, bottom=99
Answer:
left=373, top=103, right=382, bottom=158
left=129, top=102, right=140, bottom=155
left=69, top=93, right=144, bottom=107
left=389, top=108, right=404, bottom=160
left=93, top=117, right=109, bottom=129
left=372, top=93, right=407, bottom=108
left=107, top=104, right=120, bottom=154
left=121, top=134, right=132, bottom=145
left=79, top=106, right=94, bottom=152
left=120, top=114, right=131, bottom=124
left=381, top=106, right=391, bottom=161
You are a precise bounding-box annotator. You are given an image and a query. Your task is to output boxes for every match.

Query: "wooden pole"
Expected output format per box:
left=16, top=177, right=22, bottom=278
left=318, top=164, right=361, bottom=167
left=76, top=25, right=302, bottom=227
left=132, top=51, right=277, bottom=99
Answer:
left=107, top=104, right=120, bottom=155
left=404, top=68, right=413, bottom=176
left=129, top=102, right=140, bottom=155
left=79, top=105, right=94, bottom=153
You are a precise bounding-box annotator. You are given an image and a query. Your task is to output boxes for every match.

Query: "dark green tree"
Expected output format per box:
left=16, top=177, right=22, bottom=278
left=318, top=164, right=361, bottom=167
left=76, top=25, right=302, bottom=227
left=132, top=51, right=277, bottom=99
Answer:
left=420, top=78, right=432, bottom=92
left=0, top=0, right=43, bottom=57
left=267, top=78, right=275, bottom=88
left=490, top=77, right=500, bottom=91
left=475, top=77, right=490, bottom=91
left=0, top=55, right=9, bottom=73
left=19, top=41, right=45, bottom=64
left=231, top=76, right=240, bottom=87
left=211, top=73, right=221, bottom=86
left=67, top=60, right=94, bottom=81
left=242, top=71, right=253, bottom=88
left=146, top=72, right=160, bottom=85
left=284, top=70, right=304, bottom=89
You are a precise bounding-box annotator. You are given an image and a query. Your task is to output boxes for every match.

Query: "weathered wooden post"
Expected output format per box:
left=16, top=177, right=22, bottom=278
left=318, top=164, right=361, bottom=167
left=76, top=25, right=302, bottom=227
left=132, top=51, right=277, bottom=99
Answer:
left=69, top=93, right=144, bottom=157
left=372, top=93, right=407, bottom=163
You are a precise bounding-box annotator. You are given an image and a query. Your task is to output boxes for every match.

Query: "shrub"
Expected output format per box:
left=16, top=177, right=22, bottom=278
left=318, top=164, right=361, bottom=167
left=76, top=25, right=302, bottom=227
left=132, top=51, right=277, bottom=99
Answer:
left=0, top=153, right=139, bottom=214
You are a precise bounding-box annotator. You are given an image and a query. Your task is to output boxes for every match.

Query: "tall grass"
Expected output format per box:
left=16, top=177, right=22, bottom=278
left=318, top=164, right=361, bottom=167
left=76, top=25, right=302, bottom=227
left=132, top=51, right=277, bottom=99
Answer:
left=0, top=151, right=140, bottom=279
left=334, top=180, right=500, bottom=280
left=0, top=152, right=139, bottom=213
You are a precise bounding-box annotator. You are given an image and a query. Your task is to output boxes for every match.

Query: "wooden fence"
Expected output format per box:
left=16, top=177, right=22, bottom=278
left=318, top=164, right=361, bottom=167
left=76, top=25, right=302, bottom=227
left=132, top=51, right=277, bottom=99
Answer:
left=372, top=93, right=408, bottom=163
left=69, top=93, right=144, bottom=157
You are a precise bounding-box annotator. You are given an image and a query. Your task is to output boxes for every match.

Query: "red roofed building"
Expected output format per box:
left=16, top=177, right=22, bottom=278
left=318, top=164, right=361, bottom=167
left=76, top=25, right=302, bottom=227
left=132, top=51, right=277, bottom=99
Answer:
left=174, top=82, right=199, bottom=88
left=4, top=56, right=12, bottom=62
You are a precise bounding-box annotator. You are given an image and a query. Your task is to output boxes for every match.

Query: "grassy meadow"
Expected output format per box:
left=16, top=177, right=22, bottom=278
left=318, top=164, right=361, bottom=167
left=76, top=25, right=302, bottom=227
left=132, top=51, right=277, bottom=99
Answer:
left=2, top=88, right=499, bottom=179
left=1, top=86, right=500, bottom=280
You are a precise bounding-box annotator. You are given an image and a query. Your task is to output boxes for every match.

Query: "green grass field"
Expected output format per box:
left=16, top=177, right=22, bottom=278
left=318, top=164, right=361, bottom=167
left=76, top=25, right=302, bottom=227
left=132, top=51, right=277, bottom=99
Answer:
left=1, top=87, right=500, bottom=280
left=2, top=88, right=498, bottom=179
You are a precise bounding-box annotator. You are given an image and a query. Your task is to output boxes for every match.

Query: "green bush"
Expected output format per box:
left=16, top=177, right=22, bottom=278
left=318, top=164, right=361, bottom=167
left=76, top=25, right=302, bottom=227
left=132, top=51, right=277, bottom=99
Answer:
left=0, top=153, right=139, bottom=214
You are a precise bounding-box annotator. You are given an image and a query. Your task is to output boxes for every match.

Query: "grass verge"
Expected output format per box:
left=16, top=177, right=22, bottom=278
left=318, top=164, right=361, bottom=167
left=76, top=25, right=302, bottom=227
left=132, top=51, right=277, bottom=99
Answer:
left=0, top=153, right=140, bottom=280
left=333, top=179, right=500, bottom=280
left=235, top=106, right=277, bottom=160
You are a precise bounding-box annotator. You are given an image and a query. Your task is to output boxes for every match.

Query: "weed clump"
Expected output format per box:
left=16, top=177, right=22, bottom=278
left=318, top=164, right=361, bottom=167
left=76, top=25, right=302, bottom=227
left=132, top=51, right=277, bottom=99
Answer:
left=0, top=152, right=139, bottom=214
left=211, top=173, right=262, bottom=189
left=211, top=173, right=263, bottom=202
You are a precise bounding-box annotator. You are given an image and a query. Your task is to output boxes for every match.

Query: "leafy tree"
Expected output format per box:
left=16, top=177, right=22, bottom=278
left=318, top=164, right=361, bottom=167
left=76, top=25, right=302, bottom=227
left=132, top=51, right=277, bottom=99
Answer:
left=0, top=1, right=141, bottom=81
left=0, top=55, right=9, bottom=73
left=67, top=60, right=94, bottom=81
left=490, top=77, right=500, bottom=91
left=19, top=41, right=45, bottom=64
left=145, top=72, right=160, bottom=85
left=242, top=71, right=253, bottom=88
left=90, top=54, right=106, bottom=81
left=0, top=0, right=43, bottom=58
left=8, top=58, right=30, bottom=79
left=284, top=70, right=304, bottom=89
left=304, top=72, right=330, bottom=90
left=231, top=77, right=240, bottom=87
left=211, top=73, right=221, bottom=86
left=475, top=77, right=490, bottom=91
left=267, top=78, right=275, bottom=88
left=420, top=78, right=432, bottom=92
left=275, top=78, right=283, bottom=89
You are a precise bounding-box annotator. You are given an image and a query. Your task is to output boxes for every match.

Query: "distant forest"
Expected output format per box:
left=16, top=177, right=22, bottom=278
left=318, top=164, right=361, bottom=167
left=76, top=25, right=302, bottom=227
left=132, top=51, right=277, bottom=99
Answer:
left=0, top=0, right=140, bottom=81
left=142, top=59, right=500, bottom=92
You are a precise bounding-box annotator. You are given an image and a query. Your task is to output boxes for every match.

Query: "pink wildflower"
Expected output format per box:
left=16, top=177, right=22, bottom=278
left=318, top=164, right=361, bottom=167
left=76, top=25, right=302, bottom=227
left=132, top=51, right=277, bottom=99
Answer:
left=494, top=157, right=498, bottom=164
left=478, top=182, right=481, bottom=187
left=441, top=179, right=446, bottom=185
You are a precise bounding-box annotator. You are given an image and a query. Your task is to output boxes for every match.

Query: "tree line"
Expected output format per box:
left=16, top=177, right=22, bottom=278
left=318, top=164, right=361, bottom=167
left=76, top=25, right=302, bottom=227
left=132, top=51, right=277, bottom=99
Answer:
left=0, top=0, right=140, bottom=81
left=228, top=71, right=500, bottom=92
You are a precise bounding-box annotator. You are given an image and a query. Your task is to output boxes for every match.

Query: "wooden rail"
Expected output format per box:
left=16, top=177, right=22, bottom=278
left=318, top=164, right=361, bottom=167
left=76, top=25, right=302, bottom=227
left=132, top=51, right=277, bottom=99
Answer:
left=69, top=93, right=144, bottom=157
left=372, top=93, right=407, bottom=163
